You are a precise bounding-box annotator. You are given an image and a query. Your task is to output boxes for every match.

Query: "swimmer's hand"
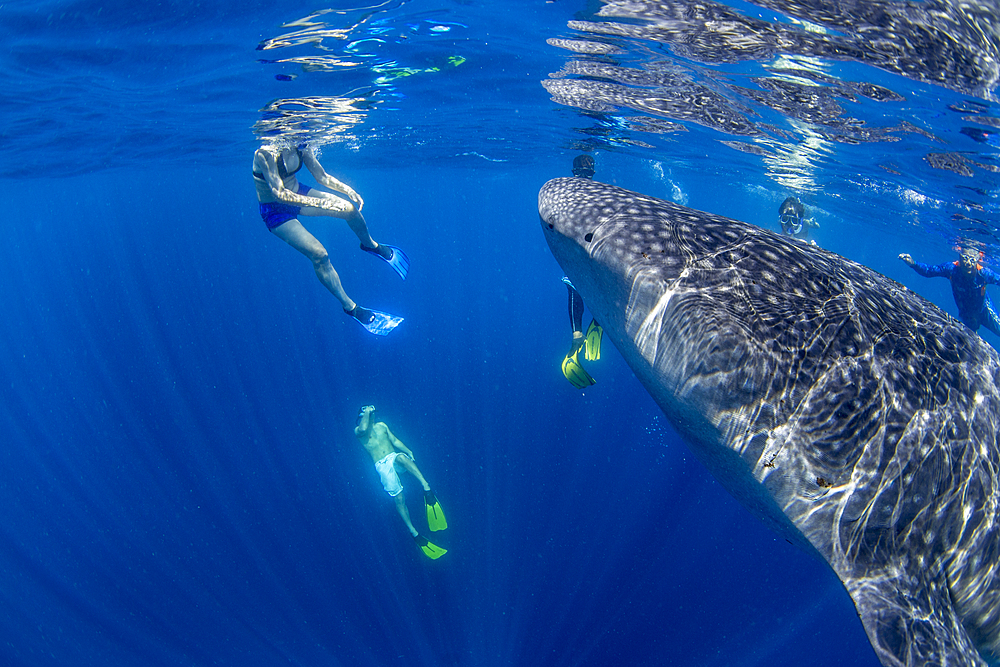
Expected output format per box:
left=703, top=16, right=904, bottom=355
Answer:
left=898, top=253, right=915, bottom=266
left=344, top=187, right=364, bottom=211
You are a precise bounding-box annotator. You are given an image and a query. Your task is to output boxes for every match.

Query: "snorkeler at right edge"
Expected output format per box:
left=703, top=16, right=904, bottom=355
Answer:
left=561, top=154, right=603, bottom=389
left=899, top=246, right=1000, bottom=338
left=354, top=405, right=448, bottom=559
left=253, top=142, right=409, bottom=336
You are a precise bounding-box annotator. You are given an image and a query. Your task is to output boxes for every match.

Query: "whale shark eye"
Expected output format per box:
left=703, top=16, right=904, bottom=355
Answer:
left=584, top=232, right=594, bottom=242
left=547, top=222, right=554, bottom=229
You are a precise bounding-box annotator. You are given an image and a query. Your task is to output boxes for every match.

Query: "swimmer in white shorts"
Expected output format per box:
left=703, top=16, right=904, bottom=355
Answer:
left=354, top=405, right=448, bottom=559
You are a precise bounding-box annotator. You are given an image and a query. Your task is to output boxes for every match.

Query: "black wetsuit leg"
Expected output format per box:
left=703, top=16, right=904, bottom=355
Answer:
left=567, top=282, right=584, bottom=336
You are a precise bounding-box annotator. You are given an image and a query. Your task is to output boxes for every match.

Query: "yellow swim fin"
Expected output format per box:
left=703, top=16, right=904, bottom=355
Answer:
left=562, top=348, right=595, bottom=389
left=414, top=534, right=447, bottom=559
left=584, top=319, right=603, bottom=362
left=424, top=490, right=448, bottom=532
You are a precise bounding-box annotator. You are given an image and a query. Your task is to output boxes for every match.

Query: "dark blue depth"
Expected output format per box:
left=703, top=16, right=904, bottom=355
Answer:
left=0, top=162, right=879, bottom=666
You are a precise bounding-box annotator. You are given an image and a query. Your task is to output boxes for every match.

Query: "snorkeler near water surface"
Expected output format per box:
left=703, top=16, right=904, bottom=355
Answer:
left=354, top=405, right=448, bottom=560
left=560, top=155, right=603, bottom=389
left=900, top=246, right=1000, bottom=338
left=778, top=196, right=819, bottom=244
left=571, top=154, right=595, bottom=179
left=252, top=143, right=409, bottom=336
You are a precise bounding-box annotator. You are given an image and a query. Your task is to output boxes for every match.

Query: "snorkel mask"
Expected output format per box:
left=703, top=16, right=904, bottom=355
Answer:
left=957, top=246, right=984, bottom=272
left=780, top=211, right=803, bottom=235
left=778, top=196, right=804, bottom=235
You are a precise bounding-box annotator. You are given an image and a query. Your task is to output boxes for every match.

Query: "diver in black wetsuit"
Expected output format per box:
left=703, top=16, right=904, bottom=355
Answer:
left=571, top=154, right=595, bottom=179
left=560, top=155, right=603, bottom=388
left=899, top=247, right=1000, bottom=337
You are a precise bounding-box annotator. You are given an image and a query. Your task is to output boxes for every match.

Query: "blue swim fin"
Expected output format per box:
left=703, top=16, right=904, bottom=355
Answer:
left=345, top=305, right=404, bottom=336
left=361, top=243, right=410, bottom=280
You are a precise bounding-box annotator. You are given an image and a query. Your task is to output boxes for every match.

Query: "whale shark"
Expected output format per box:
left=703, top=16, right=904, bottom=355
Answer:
left=539, top=176, right=1000, bottom=666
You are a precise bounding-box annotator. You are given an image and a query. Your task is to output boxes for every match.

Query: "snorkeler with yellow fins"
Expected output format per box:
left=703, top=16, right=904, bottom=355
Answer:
left=560, top=154, right=604, bottom=389
left=354, top=405, right=448, bottom=559
left=560, top=278, right=603, bottom=389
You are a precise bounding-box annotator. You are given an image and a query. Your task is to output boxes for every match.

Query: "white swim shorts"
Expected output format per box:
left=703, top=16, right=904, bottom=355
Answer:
left=375, top=452, right=405, bottom=497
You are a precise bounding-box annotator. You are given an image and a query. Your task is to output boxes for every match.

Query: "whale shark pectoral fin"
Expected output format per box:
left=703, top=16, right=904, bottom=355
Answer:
left=847, top=570, right=985, bottom=666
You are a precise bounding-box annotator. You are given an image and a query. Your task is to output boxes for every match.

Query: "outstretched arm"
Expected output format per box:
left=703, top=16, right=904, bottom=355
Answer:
left=301, top=148, right=365, bottom=211
left=898, top=254, right=953, bottom=278
left=981, top=267, right=1000, bottom=286
left=255, top=149, right=348, bottom=212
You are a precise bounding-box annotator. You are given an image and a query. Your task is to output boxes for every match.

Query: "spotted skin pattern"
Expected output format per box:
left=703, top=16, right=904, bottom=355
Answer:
left=539, top=177, right=1000, bottom=667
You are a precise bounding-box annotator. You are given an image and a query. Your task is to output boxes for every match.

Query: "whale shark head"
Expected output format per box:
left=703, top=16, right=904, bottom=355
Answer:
left=539, top=176, right=1000, bottom=665
left=541, top=176, right=815, bottom=458
left=539, top=176, right=982, bottom=494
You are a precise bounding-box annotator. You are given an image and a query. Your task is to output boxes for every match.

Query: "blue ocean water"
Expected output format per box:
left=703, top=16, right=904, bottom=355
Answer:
left=1, top=1, right=998, bottom=665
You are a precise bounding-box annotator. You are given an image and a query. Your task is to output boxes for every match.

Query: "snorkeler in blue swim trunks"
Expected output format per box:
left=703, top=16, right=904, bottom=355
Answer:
left=252, top=142, right=410, bottom=335
left=899, top=246, right=1000, bottom=337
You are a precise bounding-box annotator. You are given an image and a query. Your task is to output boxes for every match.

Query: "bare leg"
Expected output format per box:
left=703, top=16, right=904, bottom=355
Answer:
left=271, top=219, right=356, bottom=312
left=396, top=455, right=431, bottom=492
left=300, top=189, right=377, bottom=248
left=346, top=210, right=377, bottom=249
left=394, top=493, right=418, bottom=536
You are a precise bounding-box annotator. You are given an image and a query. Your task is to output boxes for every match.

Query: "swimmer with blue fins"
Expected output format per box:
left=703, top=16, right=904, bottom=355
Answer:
left=354, top=405, right=448, bottom=559
left=253, top=142, right=409, bottom=335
